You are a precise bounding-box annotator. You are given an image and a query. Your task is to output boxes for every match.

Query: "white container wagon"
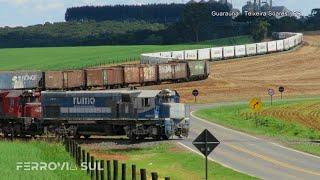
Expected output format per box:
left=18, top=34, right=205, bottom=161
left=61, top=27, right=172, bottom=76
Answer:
left=160, top=52, right=172, bottom=58
left=210, top=47, right=223, bottom=61
left=267, top=41, right=277, bottom=53
left=184, top=49, right=198, bottom=60
left=171, top=51, right=185, bottom=60
left=235, top=45, right=246, bottom=57
left=257, top=42, right=267, bottom=54
left=223, top=46, right=235, bottom=59
left=198, top=48, right=211, bottom=60
left=276, top=40, right=284, bottom=51
left=246, top=43, right=257, bottom=56
left=283, top=38, right=290, bottom=50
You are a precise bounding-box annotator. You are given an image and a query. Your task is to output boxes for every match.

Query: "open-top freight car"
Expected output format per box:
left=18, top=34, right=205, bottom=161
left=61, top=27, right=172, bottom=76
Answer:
left=0, top=60, right=210, bottom=91
left=0, top=89, right=189, bottom=141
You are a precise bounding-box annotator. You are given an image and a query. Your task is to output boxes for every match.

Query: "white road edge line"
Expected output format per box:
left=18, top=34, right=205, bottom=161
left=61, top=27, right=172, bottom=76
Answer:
left=190, top=111, right=320, bottom=160
left=177, top=142, right=258, bottom=178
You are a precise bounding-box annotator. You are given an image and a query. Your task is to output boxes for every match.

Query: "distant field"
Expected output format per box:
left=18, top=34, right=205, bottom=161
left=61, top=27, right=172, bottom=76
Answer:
left=195, top=98, right=320, bottom=156
left=83, top=142, right=256, bottom=180
left=0, top=140, right=88, bottom=180
left=0, top=36, right=253, bottom=71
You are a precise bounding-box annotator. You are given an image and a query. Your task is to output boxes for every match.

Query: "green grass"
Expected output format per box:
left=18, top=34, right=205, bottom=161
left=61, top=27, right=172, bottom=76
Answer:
left=0, top=35, right=253, bottom=71
left=85, top=143, right=256, bottom=180
left=0, top=140, right=89, bottom=180
left=194, top=98, right=320, bottom=156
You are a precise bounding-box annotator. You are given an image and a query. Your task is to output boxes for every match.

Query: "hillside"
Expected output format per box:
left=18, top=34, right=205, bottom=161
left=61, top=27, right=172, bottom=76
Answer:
left=0, top=35, right=253, bottom=71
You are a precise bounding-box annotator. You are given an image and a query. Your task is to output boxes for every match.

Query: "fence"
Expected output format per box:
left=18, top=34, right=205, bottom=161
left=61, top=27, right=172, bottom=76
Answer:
left=64, top=138, right=170, bottom=180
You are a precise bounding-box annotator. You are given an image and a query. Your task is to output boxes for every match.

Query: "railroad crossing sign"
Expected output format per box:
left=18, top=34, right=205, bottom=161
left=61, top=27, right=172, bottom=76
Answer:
left=193, top=129, right=220, bottom=180
left=279, top=86, right=285, bottom=99
left=249, top=98, right=262, bottom=112
left=268, top=88, right=275, bottom=105
left=192, top=89, right=199, bottom=103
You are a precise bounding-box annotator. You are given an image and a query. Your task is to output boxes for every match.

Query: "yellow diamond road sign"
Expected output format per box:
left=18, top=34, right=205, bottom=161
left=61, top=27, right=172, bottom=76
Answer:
left=249, top=98, right=262, bottom=112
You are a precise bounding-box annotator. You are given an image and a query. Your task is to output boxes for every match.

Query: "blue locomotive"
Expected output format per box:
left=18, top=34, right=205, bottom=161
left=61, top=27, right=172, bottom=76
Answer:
left=39, top=89, right=189, bottom=140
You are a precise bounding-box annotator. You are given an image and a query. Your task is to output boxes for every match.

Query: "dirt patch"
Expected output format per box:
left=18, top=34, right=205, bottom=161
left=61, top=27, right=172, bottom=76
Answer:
left=90, top=151, right=129, bottom=161
left=141, top=33, right=320, bottom=104
left=168, top=144, right=187, bottom=153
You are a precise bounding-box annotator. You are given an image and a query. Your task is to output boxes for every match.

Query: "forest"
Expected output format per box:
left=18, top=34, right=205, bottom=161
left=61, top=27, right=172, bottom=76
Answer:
left=0, top=2, right=319, bottom=48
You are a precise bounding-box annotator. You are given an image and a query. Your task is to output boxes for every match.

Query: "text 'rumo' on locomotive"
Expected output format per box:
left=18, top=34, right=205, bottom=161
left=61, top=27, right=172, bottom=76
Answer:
left=0, top=89, right=189, bottom=141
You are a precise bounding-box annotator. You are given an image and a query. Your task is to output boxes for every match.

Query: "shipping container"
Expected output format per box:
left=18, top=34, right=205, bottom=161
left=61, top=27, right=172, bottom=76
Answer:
left=123, top=65, right=141, bottom=84
left=187, top=60, right=206, bottom=77
left=235, top=45, right=246, bottom=57
left=257, top=42, right=267, bottom=54
left=184, top=50, right=198, bottom=60
left=63, top=70, right=86, bottom=89
left=160, top=52, right=172, bottom=58
left=283, top=38, right=290, bottom=50
left=267, top=41, right=277, bottom=53
left=288, top=37, right=295, bottom=49
left=140, top=53, right=150, bottom=64
left=139, top=65, right=157, bottom=83
left=197, top=48, right=211, bottom=60
left=223, top=46, right=235, bottom=59
left=246, top=44, right=257, bottom=56
left=171, top=51, right=184, bottom=60
left=276, top=40, right=284, bottom=51
left=172, top=62, right=188, bottom=80
left=45, top=71, right=64, bottom=89
left=103, top=66, right=124, bottom=86
left=86, top=68, right=103, bottom=87
left=24, top=103, right=42, bottom=118
left=210, top=47, right=223, bottom=60
left=0, top=71, right=43, bottom=90
left=158, top=63, right=173, bottom=81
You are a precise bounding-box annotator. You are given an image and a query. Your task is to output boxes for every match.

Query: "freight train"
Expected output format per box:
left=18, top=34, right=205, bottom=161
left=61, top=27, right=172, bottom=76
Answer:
left=0, top=89, right=189, bottom=140
left=0, top=60, right=210, bottom=90
left=140, top=32, right=303, bottom=64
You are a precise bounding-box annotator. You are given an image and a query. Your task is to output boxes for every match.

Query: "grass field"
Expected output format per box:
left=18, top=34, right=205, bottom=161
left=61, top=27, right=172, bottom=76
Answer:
left=0, top=36, right=253, bottom=71
left=0, top=140, right=89, bottom=180
left=83, top=142, right=256, bottom=180
left=194, top=98, right=320, bottom=156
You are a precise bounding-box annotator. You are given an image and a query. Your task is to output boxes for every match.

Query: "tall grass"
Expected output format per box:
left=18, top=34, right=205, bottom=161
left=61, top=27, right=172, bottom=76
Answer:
left=0, top=140, right=89, bottom=180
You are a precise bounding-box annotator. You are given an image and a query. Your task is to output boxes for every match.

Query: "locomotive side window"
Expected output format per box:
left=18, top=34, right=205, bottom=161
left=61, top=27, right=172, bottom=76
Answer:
left=142, top=98, right=150, bottom=107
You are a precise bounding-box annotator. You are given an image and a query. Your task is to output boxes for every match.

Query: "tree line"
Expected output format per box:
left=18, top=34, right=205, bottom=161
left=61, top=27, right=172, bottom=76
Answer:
left=0, top=3, right=319, bottom=48
left=65, top=4, right=185, bottom=24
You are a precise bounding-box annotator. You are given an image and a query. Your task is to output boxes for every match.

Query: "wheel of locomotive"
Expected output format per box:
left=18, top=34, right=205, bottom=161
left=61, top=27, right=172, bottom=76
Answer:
left=162, top=135, right=169, bottom=140
left=3, top=131, right=9, bottom=138
left=129, top=134, right=138, bottom=143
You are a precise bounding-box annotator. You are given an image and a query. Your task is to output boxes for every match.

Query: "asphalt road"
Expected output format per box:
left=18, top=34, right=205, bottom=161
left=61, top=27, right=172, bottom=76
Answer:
left=179, top=104, right=320, bottom=180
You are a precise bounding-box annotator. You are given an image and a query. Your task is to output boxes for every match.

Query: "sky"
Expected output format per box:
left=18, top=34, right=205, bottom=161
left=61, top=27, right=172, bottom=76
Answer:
left=0, top=0, right=317, bottom=27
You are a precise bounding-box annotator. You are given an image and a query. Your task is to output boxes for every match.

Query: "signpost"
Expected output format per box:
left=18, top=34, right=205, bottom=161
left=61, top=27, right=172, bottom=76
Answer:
left=192, top=89, right=199, bottom=103
left=249, top=98, right=262, bottom=112
left=192, top=129, right=220, bottom=180
left=279, top=86, right=285, bottom=99
left=268, top=88, right=275, bottom=105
